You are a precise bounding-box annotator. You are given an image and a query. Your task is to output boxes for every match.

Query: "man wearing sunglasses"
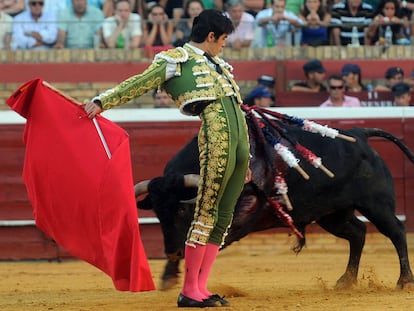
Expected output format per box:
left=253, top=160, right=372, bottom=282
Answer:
left=320, top=74, right=361, bottom=107
left=11, top=0, right=58, bottom=49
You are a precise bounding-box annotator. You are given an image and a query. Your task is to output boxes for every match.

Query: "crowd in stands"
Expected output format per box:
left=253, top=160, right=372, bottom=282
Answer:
left=2, top=0, right=414, bottom=51
left=0, top=0, right=413, bottom=106
left=288, top=58, right=413, bottom=106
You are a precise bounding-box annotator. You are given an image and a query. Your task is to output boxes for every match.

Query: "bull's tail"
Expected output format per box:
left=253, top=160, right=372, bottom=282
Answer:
left=362, top=128, right=414, bottom=164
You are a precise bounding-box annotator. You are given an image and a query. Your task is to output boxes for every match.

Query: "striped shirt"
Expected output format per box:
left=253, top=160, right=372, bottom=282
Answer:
left=331, top=2, right=374, bottom=46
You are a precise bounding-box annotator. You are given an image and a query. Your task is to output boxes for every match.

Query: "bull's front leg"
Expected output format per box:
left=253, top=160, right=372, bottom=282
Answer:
left=160, top=258, right=181, bottom=290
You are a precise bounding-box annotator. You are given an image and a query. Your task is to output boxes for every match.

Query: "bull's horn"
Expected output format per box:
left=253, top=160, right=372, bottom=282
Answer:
left=134, top=180, right=150, bottom=197
left=184, top=174, right=200, bottom=188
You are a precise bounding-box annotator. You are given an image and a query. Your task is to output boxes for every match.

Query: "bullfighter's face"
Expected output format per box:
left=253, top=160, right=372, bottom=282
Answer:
left=205, top=32, right=228, bottom=57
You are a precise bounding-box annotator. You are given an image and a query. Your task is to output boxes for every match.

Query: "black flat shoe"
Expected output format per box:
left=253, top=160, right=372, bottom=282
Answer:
left=209, top=294, right=230, bottom=306
left=177, top=293, right=219, bottom=308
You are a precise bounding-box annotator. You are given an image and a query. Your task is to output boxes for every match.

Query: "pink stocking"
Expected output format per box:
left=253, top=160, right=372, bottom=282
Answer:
left=181, top=244, right=206, bottom=301
left=198, top=243, right=220, bottom=298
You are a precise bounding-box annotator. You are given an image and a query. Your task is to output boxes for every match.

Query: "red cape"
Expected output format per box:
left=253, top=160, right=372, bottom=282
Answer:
left=6, top=79, right=155, bottom=292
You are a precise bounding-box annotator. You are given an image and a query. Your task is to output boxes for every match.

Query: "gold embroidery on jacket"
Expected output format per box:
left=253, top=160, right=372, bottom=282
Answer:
left=99, top=59, right=166, bottom=110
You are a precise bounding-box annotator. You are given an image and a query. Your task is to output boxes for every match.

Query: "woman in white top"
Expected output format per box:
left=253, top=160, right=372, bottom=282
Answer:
left=102, top=0, right=142, bottom=48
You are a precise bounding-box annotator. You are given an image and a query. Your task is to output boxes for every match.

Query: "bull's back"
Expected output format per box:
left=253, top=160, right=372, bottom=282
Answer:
left=283, top=127, right=394, bottom=219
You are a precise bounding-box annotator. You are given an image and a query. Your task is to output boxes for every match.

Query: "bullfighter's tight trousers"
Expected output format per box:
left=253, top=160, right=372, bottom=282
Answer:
left=186, top=96, right=250, bottom=247
left=181, top=97, right=249, bottom=301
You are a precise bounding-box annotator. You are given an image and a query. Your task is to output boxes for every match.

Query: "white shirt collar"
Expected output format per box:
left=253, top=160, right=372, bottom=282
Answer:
left=184, top=43, right=205, bottom=56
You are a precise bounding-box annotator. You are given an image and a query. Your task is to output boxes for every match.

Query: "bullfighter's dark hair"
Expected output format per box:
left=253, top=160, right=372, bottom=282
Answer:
left=190, top=9, right=234, bottom=43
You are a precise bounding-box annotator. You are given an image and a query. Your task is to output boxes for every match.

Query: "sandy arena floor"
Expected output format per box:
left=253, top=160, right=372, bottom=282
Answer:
left=1, top=235, right=414, bottom=311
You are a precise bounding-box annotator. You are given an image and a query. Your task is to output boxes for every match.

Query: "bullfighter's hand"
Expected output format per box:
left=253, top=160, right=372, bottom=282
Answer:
left=84, top=100, right=103, bottom=119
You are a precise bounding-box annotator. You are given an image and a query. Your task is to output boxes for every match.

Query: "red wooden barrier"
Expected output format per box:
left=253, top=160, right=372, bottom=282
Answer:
left=0, top=61, right=276, bottom=84
left=1, top=108, right=414, bottom=259
left=2, top=59, right=410, bottom=92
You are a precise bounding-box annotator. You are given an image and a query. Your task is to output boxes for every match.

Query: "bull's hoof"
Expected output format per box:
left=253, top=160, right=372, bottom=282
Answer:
left=400, top=282, right=414, bottom=291
left=335, top=281, right=357, bottom=290
left=396, top=275, right=414, bottom=290
left=177, top=293, right=220, bottom=308
left=334, top=275, right=357, bottom=290
left=159, top=276, right=179, bottom=291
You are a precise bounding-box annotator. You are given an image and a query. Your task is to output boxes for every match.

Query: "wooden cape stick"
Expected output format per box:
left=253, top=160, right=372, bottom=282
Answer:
left=42, top=81, right=112, bottom=159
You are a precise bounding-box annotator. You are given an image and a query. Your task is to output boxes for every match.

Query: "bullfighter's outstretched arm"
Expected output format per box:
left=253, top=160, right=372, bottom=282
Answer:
left=96, top=59, right=169, bottom=111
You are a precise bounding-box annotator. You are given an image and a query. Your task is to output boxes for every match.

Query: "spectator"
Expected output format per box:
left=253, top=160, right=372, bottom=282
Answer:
left=320, top=74, right=361, bottom=107
left=400, top=0, right=414, bottom=40
left=365, top=0, right=382, bottom=12
left=11, top=0, right=58, bottom=50
left=54, top=0, right=104, bottom=49
left=244, top=86, right=273, bottom=107
left=243, top=0, right=265, bottom=17
left=173, top=0, right=204, bottom=47
left=331, top=0, right=374, bottom=46
left=258, top=74, right=275, bottom=89
left=100, top=0, right=131, bottom=17
left=137, top=0, right=160, bottom=19
left=0, top=1, right=13, bottom=49
left=291, top=59, right=327, bottom=92
left=64, top=0, right=107, bottom=10
left=102, top=0, right=142, bottom=49
left=142, top=4, right=173, bottom=47
left=200, top=0, right=223, bottom=10
left=286, top=0, right=304, bottom=15
left=298, top=0, right=331, bottom=46
left=257, top=74, right=276, bottom=100
left=341, top=63, right=368, bottom=92
left=225, top=0, right=255, bottom=50
left=165, top=0, right=185, bottom=24
left=255, top=0, right=303, bottom=47
left=3, top=0, right=25, bottom=16
left=24, top=0, right=68, bottom=17
left=375, top=66, right=404, bottom=91
left=408, top=70, right=414, bottom=90
left=153, top=89, right=174, bottom=108
left=366, top=0, right=408, bottom=45
left=101, top=0, right=115, bottom=17
left=391, top=82, right=411, bottom=106
left=63, top=0, right=114, bottom=17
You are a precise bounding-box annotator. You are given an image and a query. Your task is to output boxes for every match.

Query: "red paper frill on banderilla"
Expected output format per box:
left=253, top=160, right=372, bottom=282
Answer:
left=6, top=78, right=155, bottom=292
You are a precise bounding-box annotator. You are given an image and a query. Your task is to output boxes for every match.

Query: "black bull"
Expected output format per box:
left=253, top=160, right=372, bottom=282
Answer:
left=136, top=124, right=414, bottom=290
